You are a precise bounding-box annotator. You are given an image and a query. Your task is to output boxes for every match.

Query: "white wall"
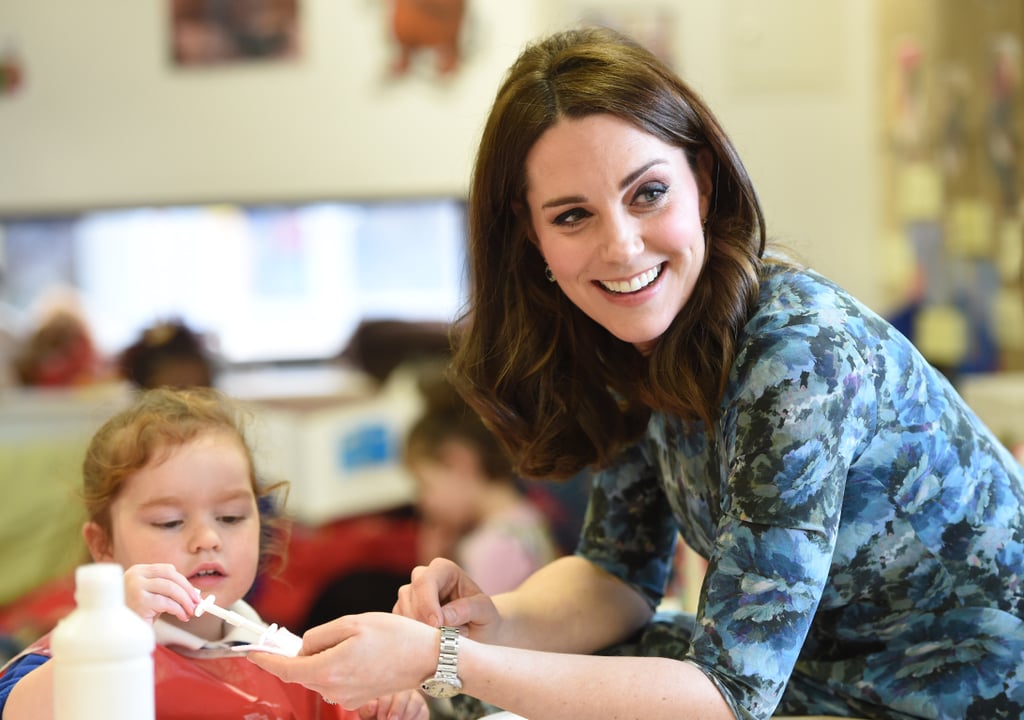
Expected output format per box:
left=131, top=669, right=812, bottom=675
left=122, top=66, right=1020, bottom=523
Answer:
left=0, top=0, right=883, bottom=309
left=0, top=0, right=540, bottom=210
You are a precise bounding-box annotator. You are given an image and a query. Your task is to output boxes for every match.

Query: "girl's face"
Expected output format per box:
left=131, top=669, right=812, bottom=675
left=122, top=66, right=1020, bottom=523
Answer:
left=92, top=431, right=261, bottom=609
left=525, top=113, right=712, bottom=353
left=410, top=440, right=484, bottom=531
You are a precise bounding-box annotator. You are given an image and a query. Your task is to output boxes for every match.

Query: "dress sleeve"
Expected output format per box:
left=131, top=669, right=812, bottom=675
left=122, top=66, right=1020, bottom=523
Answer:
left=688, top=306, right=876, bottom=719
left=576, top=440, right=679, bottom=610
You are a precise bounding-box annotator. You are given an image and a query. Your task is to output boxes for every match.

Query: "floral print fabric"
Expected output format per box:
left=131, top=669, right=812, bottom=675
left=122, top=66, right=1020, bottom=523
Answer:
left=578, top=265, right=1024, bottom=720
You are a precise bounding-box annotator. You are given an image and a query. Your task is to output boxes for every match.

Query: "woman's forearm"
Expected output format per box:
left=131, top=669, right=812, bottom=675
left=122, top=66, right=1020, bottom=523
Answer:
left=461, top=641, right=733, bottom=720
left=491, top=555, right=653, bottom=653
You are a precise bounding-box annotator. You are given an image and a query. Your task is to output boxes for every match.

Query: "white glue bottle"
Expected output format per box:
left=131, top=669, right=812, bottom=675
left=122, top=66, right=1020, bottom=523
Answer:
left=51, top=563, right=156, bottom=720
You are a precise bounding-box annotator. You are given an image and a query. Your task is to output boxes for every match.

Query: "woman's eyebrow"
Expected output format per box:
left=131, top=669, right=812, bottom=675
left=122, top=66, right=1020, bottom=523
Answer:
left=619, top=159, right=666, bottom=190
left=542, top=193, right=585, bottom=210
left=540, top=159, right=668, bottom=209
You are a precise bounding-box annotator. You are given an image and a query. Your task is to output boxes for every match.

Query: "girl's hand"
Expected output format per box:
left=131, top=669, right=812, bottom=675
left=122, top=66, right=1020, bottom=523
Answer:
left=356, top=689, right=430, bottom=720
left=122, top=563, right=201, bottom=623
left=394, top=557, right=501, bottom=643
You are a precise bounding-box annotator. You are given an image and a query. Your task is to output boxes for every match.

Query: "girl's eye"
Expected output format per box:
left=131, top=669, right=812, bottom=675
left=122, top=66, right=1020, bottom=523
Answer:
left=635, top=182, right=668, bottom=205
left=553, top=207, right=591, bottom=226
left=219, top=514, right=248, bottom=525
left=153, top=520, right=183, bottom=530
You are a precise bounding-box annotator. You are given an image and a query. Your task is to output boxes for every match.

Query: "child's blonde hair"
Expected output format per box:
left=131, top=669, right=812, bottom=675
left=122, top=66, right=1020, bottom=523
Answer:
left=81, top=387, right=289, bottom=573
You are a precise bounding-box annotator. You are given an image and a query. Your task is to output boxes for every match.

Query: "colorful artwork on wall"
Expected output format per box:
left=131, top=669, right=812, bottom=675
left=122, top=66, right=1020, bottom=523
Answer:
left=169, top=0, right=301, bottom=67
left=880, top=18, right=1024, bottom=378
left=0, top=38, right=24, bottom=96
left=386, top=0, right=468, bottom=77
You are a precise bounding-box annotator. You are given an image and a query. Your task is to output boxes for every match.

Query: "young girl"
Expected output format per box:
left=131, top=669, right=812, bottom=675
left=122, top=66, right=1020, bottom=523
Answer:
left=0, top=387, right=428, bottom=720
left=405, top=375, right=557, bottom=595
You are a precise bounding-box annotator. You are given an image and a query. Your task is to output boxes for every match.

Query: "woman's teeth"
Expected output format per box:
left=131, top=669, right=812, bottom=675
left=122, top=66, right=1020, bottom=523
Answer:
left=599, top=265, right=661, bottom=294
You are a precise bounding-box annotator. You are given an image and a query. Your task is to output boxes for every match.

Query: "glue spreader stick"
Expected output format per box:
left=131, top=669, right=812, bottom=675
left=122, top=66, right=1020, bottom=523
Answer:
left=194, top=594, right=266, bottom=635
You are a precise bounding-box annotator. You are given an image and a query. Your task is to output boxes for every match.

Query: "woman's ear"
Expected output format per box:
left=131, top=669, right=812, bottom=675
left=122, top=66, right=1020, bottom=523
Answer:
left=696, top=148, right=715, bottom=220
left=512, top=200, right=540, bottom=247
left=82, top=521, right=114, bottom=562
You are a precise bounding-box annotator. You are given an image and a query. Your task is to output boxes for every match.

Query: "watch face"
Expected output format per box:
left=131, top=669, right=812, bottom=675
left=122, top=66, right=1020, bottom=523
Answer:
left=421, top=676, right=463, bottom=699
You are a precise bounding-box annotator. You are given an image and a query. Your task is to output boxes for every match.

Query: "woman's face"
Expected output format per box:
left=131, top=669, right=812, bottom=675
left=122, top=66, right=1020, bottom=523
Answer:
left=525, top=113, right=712, bottom=353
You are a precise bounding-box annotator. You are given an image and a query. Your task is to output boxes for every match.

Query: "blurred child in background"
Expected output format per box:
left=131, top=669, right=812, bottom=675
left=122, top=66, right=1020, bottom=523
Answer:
left=118, top=319, right=217, bottom=390
left=14, top=309, right=103, bottom=387
left=404, top=375, right=557, bottom=595
left=0, top=387, right=428, bottom=720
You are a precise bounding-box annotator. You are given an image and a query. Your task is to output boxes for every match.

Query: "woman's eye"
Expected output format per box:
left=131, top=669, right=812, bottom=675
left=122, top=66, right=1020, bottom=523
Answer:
left=635, top=182, right=668, bottom=205
left=553, top=207, right=591, bottom=226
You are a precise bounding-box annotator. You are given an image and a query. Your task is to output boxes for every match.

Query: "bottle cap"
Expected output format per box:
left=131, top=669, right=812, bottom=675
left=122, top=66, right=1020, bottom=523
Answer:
left=74, top=563, right=125, bottom=609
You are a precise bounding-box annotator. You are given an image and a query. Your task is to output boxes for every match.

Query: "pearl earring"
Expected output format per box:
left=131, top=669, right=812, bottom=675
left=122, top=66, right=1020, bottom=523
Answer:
left=545, top=265, right=556, bottom=283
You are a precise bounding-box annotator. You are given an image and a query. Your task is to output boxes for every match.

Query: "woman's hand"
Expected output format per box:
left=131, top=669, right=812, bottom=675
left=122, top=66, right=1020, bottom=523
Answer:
left=122, top=563, right=201, bottom=624
left=249, top=612, right=437, bottom=709
left=394, top=557, right=502, bottom=642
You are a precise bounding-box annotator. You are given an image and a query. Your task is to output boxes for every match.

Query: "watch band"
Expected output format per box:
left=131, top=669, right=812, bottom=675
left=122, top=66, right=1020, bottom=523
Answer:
left=420, top=625, right=463, bottom=698
left=435, top=625, right=460, bottom=676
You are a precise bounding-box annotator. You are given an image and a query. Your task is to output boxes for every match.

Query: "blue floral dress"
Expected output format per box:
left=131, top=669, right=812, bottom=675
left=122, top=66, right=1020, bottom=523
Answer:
left=578, top=265, right=1024, bottom=719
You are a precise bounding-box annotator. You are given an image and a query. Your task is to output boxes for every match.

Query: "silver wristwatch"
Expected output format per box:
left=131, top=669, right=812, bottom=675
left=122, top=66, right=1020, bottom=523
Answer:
left=420, top=626, right=463, bottom=698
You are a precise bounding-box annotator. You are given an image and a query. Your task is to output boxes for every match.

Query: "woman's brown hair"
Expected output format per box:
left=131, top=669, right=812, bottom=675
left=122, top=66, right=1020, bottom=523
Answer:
left=450, top=26, right=767, bottom=479
left=81, top=387, right=289, bottom=574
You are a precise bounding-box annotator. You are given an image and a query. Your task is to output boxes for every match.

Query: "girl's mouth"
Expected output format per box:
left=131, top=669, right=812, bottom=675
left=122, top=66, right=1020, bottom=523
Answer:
left=189, top=567, right=226, bottom=586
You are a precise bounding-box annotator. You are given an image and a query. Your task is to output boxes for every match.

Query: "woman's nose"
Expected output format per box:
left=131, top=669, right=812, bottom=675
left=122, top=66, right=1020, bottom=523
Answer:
left=599, top=214, right=643, bottom=263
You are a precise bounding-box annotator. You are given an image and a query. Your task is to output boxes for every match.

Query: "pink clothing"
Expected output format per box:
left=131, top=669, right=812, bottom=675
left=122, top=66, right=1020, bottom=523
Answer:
left=458, top=501, right=557, bottom=595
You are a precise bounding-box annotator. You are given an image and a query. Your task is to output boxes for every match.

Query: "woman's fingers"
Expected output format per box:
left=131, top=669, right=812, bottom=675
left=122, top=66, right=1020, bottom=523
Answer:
left=397, top=558, right=483, bottom=626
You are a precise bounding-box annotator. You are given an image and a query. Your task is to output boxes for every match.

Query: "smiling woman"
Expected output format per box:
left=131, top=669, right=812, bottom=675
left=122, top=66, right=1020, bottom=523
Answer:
left=243, top=26, right=1024, bottom=720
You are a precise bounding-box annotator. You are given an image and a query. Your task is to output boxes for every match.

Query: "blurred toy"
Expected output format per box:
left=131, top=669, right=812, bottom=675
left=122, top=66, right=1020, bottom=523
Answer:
left=389, top=0, right=466, bottom=76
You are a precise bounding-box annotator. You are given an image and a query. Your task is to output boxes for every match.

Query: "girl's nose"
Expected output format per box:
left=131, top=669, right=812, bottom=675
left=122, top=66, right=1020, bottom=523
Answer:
left=190, top=523, right=222, bottom=553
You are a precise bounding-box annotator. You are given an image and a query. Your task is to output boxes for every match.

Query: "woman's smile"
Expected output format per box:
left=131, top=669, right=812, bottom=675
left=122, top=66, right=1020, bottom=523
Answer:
left=597, top=263, right=665, bottom=295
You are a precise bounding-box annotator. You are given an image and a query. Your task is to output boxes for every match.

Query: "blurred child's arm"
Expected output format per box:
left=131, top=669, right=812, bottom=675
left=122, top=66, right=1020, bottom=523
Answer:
left=123, top=563, right=201, bottom=624
left=357, top=689, right=430, bottom=720
left=416, top=518, right=460, bottom=567
left=2, top=657, right=54, bottom=720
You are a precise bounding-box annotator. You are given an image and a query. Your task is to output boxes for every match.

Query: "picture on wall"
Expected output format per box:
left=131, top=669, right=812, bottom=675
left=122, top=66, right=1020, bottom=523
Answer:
left=387, top=0, right=468, bottom=77
left=169, top=0, right=301, bottom=67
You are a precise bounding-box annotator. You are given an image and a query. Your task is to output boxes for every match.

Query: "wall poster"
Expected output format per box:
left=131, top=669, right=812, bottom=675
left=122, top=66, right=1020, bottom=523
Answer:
left=169, top=0, right=301, bottom=67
